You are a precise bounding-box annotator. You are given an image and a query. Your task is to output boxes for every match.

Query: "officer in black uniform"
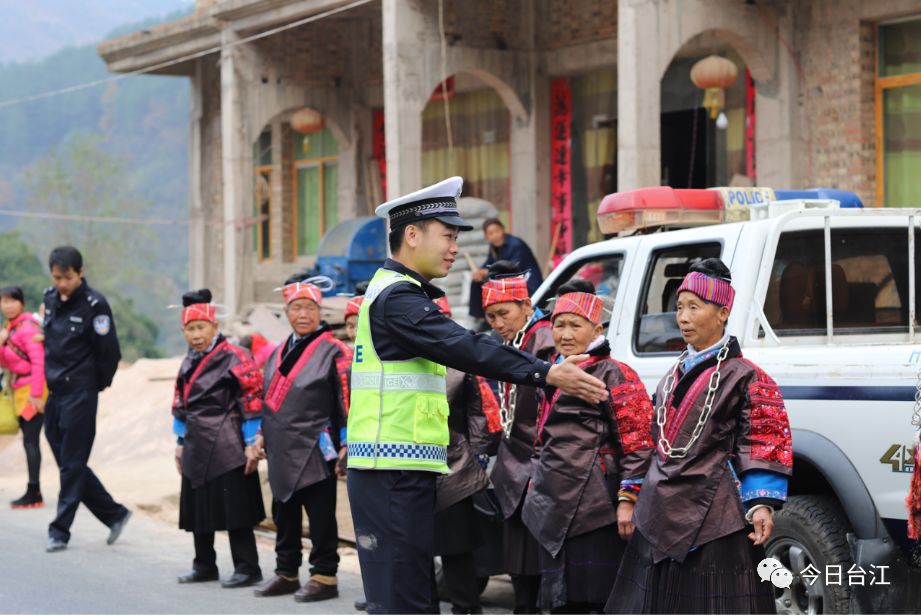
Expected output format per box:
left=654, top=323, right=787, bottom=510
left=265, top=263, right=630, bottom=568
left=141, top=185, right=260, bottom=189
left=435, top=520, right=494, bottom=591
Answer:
left=42, top=246, right=131, bottom=552
left=347, top=177, right=608, bottom=613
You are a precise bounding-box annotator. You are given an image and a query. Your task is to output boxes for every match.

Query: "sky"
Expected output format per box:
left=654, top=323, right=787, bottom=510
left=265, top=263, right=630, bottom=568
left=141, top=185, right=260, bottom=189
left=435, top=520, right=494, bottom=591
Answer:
left=0, top=0, right=193, bottom=64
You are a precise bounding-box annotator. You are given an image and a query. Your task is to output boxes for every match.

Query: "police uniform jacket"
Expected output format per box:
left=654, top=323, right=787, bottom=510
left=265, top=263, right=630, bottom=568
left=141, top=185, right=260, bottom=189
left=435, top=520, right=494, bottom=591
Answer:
left=43, top=280, right=121, bottom=393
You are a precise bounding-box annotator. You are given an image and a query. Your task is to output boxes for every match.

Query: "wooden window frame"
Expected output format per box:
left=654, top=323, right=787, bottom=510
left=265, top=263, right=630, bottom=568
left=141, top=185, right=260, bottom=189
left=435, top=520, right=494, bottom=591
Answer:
left=291, top=154, right=338, bottom=258
left=874, top=22, right=921, bottom=206
left=254, top=165, right=272, bottom=262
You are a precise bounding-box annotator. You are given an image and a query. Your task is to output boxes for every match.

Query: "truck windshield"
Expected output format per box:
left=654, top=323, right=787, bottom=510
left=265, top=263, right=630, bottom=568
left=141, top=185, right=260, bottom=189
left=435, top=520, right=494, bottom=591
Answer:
left=633, top=242, right=723, bottom=354
left=536, top=254, right=625, bottom=317
left=764, top=228, right=921, bottom=336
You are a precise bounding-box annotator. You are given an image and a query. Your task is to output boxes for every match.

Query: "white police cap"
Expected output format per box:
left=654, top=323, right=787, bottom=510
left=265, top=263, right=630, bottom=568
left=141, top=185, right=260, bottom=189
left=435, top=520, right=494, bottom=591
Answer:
left=375, top=176, right=473, bottom=231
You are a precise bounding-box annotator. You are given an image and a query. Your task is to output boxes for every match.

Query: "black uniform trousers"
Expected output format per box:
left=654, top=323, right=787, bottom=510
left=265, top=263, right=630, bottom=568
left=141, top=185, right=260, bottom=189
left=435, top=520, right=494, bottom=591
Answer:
left=19, top=413, right=44, bottom=485
left=348, top=469, right=436, bottom=614
left=273, top=470, right=340, bottom=578
left=44, top=389, right=127, bottom=542
left=193, top=529, right=260, bottom=576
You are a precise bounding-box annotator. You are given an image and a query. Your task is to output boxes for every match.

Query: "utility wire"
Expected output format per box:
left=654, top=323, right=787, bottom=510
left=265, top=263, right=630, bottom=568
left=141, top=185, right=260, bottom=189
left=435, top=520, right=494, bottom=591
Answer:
left=0, top=0, right=374, bottom=110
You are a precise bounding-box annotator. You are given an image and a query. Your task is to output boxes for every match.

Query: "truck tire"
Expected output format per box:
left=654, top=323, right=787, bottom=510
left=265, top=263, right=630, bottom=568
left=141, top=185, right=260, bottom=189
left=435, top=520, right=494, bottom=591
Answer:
left=766, top=495, right=853, bottom=615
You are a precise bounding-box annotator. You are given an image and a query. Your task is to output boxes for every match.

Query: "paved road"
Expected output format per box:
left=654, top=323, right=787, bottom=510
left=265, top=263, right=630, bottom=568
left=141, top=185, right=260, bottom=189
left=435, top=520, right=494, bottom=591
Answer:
left=0, top=493, right=513, bottom=614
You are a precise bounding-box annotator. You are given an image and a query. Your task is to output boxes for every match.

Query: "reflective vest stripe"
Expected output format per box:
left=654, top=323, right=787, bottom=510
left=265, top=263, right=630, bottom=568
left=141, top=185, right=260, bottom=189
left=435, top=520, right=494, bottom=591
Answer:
left=350, top=372, right=447, bottom=394
left=347, top=441, right=447, bottom=464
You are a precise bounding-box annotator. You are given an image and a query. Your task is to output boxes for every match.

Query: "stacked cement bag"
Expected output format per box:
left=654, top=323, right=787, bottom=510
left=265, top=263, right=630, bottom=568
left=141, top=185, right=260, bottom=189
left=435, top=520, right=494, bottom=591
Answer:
left=432, top=197, right=498, bottom=328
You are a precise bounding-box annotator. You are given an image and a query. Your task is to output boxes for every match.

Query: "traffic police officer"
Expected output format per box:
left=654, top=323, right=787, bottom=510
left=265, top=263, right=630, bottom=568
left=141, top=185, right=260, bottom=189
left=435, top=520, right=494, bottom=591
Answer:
left=346, top=177, right=608, bottom=614
left=42, top=246, right=131, bottom=552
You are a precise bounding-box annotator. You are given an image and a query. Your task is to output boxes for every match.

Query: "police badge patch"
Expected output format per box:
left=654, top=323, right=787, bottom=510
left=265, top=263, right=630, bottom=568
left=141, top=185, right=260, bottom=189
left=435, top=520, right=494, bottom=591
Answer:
left=93, top=315, right=111, bottom=335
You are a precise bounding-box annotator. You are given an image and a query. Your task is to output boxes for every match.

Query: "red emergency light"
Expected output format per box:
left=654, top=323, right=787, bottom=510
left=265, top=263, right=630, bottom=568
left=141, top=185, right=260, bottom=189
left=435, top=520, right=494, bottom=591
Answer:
left=597, top=187, right=723, bottom=235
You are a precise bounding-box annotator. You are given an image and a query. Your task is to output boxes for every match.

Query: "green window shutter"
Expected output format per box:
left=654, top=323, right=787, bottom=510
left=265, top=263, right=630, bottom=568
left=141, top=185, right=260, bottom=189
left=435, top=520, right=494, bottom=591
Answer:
left=324, top=162, right=338, bottom=231
left=296, top=165, right=322, bottom=255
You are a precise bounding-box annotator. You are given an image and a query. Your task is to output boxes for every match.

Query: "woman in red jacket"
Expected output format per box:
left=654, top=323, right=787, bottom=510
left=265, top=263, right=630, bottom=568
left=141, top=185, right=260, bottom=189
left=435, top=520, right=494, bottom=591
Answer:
left=0, top=286, right=48, bottom=508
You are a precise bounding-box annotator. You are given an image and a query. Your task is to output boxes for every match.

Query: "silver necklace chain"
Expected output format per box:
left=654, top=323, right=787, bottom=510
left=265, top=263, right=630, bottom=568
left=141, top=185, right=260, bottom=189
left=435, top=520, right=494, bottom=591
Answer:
left=655, top=342, right=731, bottom=459
left=499, top=322, right=529, bottom=439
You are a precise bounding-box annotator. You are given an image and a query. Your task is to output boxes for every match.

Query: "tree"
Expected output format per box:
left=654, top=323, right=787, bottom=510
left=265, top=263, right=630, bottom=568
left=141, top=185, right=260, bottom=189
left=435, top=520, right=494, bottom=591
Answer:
left=0, top=230, right=48, bottom=311
left=19, top=133, right=173, bottom=358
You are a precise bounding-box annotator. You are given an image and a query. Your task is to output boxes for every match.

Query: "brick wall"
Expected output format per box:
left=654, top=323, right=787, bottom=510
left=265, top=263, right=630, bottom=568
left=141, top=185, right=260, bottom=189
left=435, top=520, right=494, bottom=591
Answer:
left=535, top=0, right=617, bottom=50
left=794, top=0, right=877, bottom=204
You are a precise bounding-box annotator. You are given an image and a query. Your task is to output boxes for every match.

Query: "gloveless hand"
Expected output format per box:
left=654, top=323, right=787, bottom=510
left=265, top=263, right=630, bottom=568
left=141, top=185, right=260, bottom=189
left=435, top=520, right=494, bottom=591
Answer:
left=748, top=506, right=774, bottom=546
left=616, top=501, right=636, bottom=541
left=244, top=445, right=259, bottom=475
left=174, top=445, right=183, bottom=475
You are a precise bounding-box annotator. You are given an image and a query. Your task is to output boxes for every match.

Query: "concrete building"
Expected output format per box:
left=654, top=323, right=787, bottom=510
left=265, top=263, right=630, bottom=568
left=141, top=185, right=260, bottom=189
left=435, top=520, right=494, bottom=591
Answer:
left=98, top=0, right=921, bottom=319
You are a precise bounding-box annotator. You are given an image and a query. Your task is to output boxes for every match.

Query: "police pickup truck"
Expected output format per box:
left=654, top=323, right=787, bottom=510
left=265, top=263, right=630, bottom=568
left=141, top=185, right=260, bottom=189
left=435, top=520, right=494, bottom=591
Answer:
left=532, top=186, right=921, bottom=615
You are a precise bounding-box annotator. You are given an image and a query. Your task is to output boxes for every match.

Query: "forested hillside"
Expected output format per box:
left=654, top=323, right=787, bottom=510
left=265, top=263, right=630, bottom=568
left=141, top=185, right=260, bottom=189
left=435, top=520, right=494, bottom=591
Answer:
left=0, top=9, right=193, bottom=356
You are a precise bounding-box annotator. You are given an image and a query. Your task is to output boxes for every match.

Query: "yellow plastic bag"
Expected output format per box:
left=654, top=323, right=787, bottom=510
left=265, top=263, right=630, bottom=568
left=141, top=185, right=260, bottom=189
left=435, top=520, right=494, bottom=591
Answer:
left=0, top=389, right=17, bottom=434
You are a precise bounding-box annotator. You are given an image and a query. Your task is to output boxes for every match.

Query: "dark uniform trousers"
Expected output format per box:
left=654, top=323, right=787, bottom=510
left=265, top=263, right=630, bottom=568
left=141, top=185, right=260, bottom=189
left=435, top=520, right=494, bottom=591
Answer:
left=44, top=389, right=127, bottom=542
left=273, top=469, right=340, bottom=577
left=348, top=469, right=436, bottom=614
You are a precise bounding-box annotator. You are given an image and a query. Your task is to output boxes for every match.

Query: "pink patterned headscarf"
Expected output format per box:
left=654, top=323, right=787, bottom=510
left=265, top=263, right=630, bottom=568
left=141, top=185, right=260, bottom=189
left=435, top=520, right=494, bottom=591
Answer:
left=281, top=282, right=323, bottom=306
left=676, top=271, right=735, bottom=310
left=344, top=296, right=364, bottom=319
left=482, top=275, right=529, bottom=309
left=552, top=292, right=604, bottom=325
left=182, top=303, right=217, bottom=326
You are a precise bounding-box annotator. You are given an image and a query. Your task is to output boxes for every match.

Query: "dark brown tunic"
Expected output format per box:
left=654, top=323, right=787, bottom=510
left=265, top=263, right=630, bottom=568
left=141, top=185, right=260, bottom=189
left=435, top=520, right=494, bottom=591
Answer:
left=490, top=317, right=555, bottom=519
left=633, top=337, right=794, bottom=563
left=522, top=348, right=655, bottom=558
left=261, top=324, right=352, bottom=503
left=435, top=368, right=501, bottom=512
left=172, top=336, right=264, bottom=489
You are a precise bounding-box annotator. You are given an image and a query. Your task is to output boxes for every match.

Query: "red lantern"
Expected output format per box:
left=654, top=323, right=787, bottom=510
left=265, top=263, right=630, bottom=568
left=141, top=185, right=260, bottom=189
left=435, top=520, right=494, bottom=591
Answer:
left=290, top=108, right=324, bottom=134
left=690, top=55, right=739, bottom=119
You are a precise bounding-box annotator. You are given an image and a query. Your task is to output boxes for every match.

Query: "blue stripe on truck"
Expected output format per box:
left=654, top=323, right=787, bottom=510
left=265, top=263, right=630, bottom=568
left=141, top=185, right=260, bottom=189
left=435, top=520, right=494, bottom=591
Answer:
left=781, top=386, right=915, bottom=402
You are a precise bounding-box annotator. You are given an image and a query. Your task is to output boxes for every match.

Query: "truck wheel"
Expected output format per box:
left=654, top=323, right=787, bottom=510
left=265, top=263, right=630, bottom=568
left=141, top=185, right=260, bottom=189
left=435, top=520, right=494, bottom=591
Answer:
left=766, top=495, right=853, bottom=614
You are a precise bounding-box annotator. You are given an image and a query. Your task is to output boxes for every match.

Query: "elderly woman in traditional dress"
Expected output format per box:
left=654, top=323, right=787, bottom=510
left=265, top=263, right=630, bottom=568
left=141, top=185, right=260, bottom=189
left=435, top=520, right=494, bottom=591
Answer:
left=482, top=260, right=555, bottom=614
left=606, top=258, right=793, bottom=614
left=172, top=289, right=265, bottom=588
left=523, top=280, right=654, bottom=613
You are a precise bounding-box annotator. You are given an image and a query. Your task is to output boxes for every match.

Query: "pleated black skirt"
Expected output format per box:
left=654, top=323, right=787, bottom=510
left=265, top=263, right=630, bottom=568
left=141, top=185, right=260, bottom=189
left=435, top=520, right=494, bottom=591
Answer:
left=540, top=523, right=625, bottom=611
left=179, top=465, right=266, bottom=533
left=504, top=500, right=542, bottom=576
left=434, top=496, right=483, bottom=555
left=605, top=528, right=775, bottom=615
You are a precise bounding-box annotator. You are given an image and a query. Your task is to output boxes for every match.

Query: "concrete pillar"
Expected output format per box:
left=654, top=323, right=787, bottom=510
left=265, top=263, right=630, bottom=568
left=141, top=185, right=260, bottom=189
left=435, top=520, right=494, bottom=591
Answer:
left=617, top=0, right=662, bottom=191
left=189, top=58, right=206, bottom=290
left=381, top=0, right=433, bottom=197
left=753, top=7, right=803, bottom=188
left=220, top=29, right=246, bottom=318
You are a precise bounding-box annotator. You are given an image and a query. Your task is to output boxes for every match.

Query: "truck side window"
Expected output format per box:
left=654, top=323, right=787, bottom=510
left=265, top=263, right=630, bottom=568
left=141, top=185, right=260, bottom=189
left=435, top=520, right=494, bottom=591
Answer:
left=764, top=228, right=921, bottom=336
left=633, top=242, right=722, bottom=354
left=536, top=254, right=624, bottom=315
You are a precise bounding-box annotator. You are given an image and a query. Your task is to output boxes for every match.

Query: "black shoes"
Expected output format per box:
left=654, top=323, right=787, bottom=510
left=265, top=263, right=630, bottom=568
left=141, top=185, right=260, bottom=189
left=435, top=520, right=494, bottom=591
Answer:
left=254, top=574, right=301, bottom=597
left=221, top=572, right=263, bottom=589
left=46, top=537, right=67, bottom=553
left=107, top=510, right=132, bottom=545
left=178, top=569, right=220, bottom=583
left=11, top=484, right=43, bottom=509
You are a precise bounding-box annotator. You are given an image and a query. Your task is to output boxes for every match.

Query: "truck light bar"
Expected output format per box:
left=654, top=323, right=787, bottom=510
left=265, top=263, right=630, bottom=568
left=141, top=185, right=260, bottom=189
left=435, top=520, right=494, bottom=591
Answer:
left=597, top=186, right=863, bottom=235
